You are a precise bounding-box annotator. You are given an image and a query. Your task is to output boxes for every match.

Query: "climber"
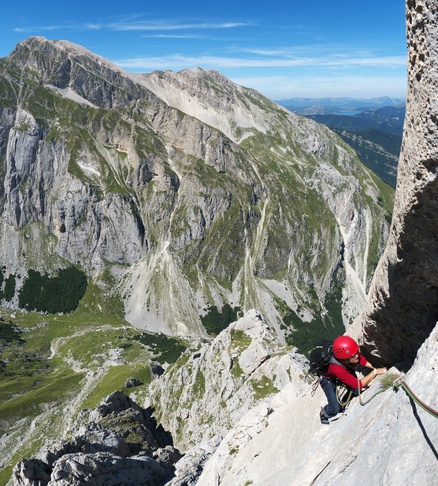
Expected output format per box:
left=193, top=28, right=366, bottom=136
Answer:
left=319, top=335, right=387, bottom=424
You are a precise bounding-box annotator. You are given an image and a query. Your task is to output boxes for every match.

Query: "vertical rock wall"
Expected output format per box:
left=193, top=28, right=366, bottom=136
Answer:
left=352, top=0, right=438, bottom=368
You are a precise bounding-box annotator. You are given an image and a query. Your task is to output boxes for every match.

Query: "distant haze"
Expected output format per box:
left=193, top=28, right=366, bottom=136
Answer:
left=275, top=96, right=406, bottom=115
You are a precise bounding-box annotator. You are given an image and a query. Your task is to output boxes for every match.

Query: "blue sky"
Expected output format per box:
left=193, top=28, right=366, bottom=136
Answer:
left=1, top=0, right=407, bottom=100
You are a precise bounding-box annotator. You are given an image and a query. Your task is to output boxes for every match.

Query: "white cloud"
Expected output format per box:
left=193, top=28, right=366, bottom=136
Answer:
left=14, top=24, right=76, bottom=33
left=13, top=20, right=253, bottom=34
left=112, top=54, right=407, bottom=70
left=111, top=21, right=252, bottom=31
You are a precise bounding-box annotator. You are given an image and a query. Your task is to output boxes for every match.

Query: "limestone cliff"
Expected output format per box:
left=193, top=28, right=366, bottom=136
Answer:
left=351, top=0, right=438, bottom=369
left=145, top=310, right=308, bottom=452
left=192, top=2, right=438, bottom=484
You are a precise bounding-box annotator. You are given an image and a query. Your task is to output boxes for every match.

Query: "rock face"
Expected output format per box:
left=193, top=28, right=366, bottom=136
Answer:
left=197, top=324, right=438, bottom=486
left=351, top=0, right=438, bottom=369
left=0, top=36, right=392, bottom=337
left=9, top=3, right=438, bottom=483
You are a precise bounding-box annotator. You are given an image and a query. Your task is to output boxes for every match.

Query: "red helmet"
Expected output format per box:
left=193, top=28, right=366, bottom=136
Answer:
left=333, top=336, right=359, bottom=360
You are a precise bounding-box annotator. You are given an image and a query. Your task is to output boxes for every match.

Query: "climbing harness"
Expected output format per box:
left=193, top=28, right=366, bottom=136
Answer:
left=335, top=381, right=353, bottom=408
left=311, top=376, right=353, bottom=408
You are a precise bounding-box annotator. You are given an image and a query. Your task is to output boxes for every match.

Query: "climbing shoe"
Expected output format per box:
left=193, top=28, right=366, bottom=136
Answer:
left=320, top=409, right=329, bottom=425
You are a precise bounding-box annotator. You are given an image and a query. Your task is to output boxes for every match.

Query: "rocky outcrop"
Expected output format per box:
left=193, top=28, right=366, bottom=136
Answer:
left=9, top=311, right=310, bottom=486
left=351, top=0, right=438, bottom=369
left=147, top=310, right=308, bottom=452
left=12, top=391, right=181, bottom=486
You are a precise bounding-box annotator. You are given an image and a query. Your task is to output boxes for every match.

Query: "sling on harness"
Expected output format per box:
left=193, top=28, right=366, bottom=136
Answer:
left=335, top=381, right=354, bottom=408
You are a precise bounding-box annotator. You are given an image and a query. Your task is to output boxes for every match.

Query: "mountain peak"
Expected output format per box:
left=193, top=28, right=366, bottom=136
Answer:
left=0, top=36, right=392, bottom=342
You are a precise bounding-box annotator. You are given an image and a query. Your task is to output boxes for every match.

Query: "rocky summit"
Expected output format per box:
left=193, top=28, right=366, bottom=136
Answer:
left=0, top=36, right=392, bottom=340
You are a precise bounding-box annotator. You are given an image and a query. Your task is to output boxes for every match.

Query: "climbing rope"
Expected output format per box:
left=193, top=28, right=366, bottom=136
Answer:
left=356, top=374, right=438, bottom=418
left=334, top=373, right=396, bottom=407
left=393, top=378, right=438, bottom=419
left=357, top=377, right=387, bottom=406
left=313, top=376, right=387, bottom=408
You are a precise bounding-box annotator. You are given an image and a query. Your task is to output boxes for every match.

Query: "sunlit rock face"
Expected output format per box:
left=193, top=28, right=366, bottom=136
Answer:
left=7, top=2, right=438, bottom=485
left=194, top=2, right=438, bottom=484
left=351, top=0, right=438, bottom=369
left=196, top=324, right=438, bottom=486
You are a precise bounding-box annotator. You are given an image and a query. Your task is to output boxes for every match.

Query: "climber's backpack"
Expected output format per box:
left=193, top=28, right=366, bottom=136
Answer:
left=309, top=340, right=334, bottom=376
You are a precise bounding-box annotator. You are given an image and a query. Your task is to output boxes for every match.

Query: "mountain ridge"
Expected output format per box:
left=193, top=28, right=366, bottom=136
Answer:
left=0, top=36, right=393, bottom=342
left=276, top=102, right=405, bottom=189
left=307, top=106, right=405, bottom=137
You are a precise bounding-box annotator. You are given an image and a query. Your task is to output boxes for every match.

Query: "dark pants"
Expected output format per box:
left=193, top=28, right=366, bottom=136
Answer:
left=321, top=377, right=360, bottom=417
left=320, top=377, right=342, bottom=418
